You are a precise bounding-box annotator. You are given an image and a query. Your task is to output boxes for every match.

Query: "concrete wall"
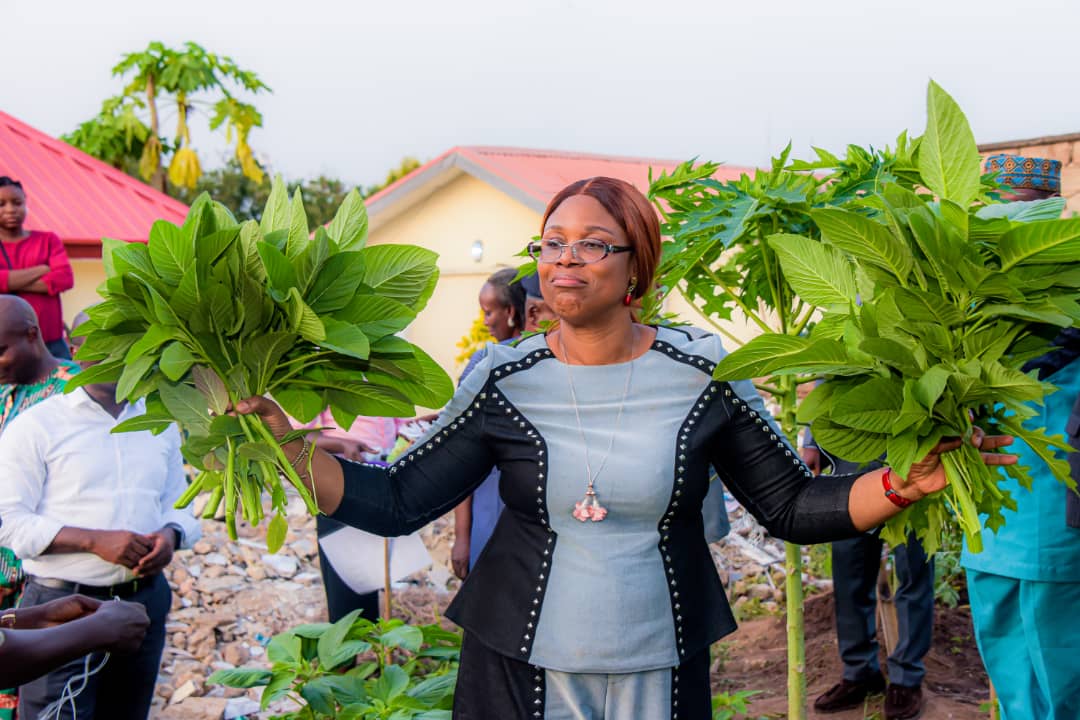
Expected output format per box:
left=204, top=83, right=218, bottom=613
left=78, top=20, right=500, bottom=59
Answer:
left=61, top=258, right=106, bottom=331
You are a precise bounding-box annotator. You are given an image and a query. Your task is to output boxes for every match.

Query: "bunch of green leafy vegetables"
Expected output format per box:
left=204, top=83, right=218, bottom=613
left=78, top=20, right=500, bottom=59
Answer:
left=69, top=178, right=453, bottom=551
left=712, top=81, right=1080, bottom=554
left=209, top=611, right=460, bottom=719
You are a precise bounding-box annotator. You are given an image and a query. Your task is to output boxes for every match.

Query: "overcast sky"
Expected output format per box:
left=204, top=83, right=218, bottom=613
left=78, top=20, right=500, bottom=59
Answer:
left=7, top=0, right=1078, bottom=187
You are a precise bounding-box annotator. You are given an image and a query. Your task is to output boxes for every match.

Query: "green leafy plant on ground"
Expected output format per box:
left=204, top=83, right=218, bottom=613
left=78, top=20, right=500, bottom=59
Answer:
left=209, top=611, right=460, bottom=719
left=712, top=689, right=768, bottom=720
left=68, top=178, right=453, bottom=549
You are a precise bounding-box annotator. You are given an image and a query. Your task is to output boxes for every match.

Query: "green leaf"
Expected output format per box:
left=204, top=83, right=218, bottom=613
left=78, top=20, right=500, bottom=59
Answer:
left=918, top=80, right=981, bottom=207
left=913, top=365, right=950, bottom=410
left=171, top=266, right=202, bottom=320
left=241, top=332, right=297, bottom=395
left=370, top=665, right=409, bottom=703
left=123, top=324, right=175, bottom=364
left=320, top=318, right=370, bottom=360
left=318, top=608, right=366, bottom=671
left=147, top=220, right=193, bottom=286
left=327, top=189, right=369, bottom=250
left=358, top=245, right=441, bottom=311
left=63, top=360, right=124, bottom=393
left=982, top=362, right=1047, bottom=404
left=306, top=252, right=366, bottom=314
left=260, top=670, right=298, bottom=710
left=812, top=208, right=914, bottom=282
left=159, top=342, right=197, bottom=381
left=767, top=233, right=857, bottom=307
left=796, top=381, right=837, bottom=425
left=299, top=677, right=337, bottom=716
left=158, top=381, right=212, bottom=434
left=713, top=334, right=864, bottom=380
left=335, top=295, right=417, bottom=340
left=290, top=622, right=332, bottom=639
left=274, top=387, right=325, bottom=424
left=267, top=632, right=303, bottom=664
left=286, top=187, right=309, bottom=259
left=259, top=176, right=290, bottom=236
left=237, top=441, right=279, bottom=463
left=116, top=354, right=156, bottom=401
left=997, top=217, right=1080, bottom=270
left=257, top=241, right=299, bottom=293
left=378, top=624, right=423, bottom=652
left=859, top=337, right=922, bottom=375
left=831, top=378, right=903, bottom=433
left=810, top=418, right=888, bottom=464
left=286, top=287, right=326, bottom=342
left=112, top=409, right=174, bottom=435
left=976, top=197, right=1067, bottom=222
left=266, top=513, right=288, bottom=554
left=207, top=667, right=273, bottom=688
left=192, top=366, right=230, bottom=415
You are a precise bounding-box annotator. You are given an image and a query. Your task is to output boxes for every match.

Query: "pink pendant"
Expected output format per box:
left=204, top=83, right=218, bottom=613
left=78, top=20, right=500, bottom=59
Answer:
left=572, top=486, right=608, bottom=522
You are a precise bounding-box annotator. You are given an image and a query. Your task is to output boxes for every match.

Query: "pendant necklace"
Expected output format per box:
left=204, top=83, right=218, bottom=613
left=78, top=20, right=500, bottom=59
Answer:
left=560, top=328, right=635, bottom=522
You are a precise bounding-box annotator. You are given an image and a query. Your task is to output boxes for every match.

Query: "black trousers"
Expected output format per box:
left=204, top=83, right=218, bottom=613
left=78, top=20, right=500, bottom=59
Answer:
left=316, top=515, right=380, bottom=623
left=18, top=573, right=171, bottom=720
left=832, top=532, right=934, bottom=687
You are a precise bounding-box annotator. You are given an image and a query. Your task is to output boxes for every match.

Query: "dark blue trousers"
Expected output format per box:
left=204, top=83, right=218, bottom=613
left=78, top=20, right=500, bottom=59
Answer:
left=832, top=533, right=934, bottom=687
left=18, top=574, right=170, bottom=720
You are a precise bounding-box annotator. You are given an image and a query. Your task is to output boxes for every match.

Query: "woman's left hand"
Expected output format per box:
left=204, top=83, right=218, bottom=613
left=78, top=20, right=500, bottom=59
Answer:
left=895, top=428, right=1017, bottom=501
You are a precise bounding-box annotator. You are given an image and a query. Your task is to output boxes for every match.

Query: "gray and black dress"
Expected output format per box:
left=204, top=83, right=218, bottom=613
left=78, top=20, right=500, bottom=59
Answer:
left=330, top=326, right=860, bottom=719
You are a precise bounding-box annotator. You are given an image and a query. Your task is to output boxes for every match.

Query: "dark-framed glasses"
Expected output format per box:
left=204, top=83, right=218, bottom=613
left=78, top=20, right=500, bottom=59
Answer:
left=527, top=238, right=633, bottom=264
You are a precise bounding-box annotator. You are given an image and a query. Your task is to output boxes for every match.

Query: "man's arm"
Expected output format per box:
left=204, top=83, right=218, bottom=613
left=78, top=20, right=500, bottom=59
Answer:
left=43, top=527, right=153, bottom=569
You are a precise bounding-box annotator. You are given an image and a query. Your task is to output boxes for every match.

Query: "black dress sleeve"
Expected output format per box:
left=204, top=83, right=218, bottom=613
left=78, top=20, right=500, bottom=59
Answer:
left=707, top=378, right=860, bottom=545
left=329, top=353, right=498, bottom=536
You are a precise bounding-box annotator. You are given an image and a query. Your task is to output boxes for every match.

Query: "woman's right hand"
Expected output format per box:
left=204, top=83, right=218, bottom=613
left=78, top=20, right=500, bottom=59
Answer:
left=85, top=600, right=150, bottom=654
left=451, top=537, right=470, bottom=580
left=234, top=396, right=294, bottom=441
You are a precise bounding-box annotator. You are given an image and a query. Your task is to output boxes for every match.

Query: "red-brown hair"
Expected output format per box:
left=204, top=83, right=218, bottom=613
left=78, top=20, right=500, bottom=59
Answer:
left=540, top=177, right=661, bottom=300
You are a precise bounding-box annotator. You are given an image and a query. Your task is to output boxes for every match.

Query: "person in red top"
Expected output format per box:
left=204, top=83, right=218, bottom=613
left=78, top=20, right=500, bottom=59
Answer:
left=0, top=177, right=75, bottom=359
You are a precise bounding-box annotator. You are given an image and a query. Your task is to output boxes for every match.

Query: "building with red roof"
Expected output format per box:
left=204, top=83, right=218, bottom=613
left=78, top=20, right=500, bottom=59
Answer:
left=0, top=110, right=187, bottom=324
left=365, top=145, right=753, bottom=373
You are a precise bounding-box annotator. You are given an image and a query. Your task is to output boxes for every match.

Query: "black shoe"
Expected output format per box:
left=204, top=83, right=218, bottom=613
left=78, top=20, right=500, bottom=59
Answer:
left=813, top=675, right=887, bottom=713
left=884, top=684, right=923, bottom=720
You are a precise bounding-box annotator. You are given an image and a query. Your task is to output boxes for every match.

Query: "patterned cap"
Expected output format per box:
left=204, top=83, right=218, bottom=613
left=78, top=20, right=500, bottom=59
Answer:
left=984, top=154, right=1061, bottom=193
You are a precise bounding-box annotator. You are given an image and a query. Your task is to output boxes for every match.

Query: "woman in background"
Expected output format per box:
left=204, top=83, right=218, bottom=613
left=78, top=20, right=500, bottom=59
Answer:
left=0, top=177, right=74, bottom=359
left=452, top=268, right=526, bottom=579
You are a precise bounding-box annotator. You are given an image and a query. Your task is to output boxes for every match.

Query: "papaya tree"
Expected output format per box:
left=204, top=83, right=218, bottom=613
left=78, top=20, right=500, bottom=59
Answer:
left=65, top=41, right=269, bottom=191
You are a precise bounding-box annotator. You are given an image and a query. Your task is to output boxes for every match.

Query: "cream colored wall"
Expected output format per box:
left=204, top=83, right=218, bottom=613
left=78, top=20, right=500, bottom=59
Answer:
left=61, top=258, right=107, bottom=329
left=367, top=173, right=541, bottom=375
left=368, top=172, right=764, bottom=373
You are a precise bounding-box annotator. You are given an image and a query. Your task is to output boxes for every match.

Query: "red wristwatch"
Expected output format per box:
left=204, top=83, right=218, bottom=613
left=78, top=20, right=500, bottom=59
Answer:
left=882, top=468, right=915, bottom=508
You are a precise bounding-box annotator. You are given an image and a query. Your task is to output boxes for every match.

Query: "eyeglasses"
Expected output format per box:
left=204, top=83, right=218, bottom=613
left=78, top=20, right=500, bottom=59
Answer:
left=527, top=239, right=633, bottom=265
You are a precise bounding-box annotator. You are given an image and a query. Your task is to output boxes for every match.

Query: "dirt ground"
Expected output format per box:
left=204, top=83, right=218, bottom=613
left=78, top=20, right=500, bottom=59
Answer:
left=713, top=591, right=990, bottom=719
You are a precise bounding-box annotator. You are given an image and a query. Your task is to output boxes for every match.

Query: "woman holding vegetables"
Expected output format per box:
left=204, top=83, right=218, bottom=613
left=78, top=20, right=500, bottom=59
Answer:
left=237, top=177, right=1015, bottom=720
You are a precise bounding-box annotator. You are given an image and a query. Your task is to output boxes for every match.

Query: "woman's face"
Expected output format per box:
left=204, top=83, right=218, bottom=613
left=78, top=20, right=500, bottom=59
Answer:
left=537, top=195, right=633, bottom=325
left=0, top=186, right=27, bottom=234
left=479, top=283, right=516, bottom=341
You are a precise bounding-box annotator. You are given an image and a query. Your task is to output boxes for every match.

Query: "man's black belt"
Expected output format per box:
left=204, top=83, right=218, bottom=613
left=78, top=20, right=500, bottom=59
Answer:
left=28, top=574, right=159, bottom=599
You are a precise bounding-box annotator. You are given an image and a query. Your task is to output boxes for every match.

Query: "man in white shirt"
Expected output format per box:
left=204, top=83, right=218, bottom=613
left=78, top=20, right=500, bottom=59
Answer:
left=0, top=316, right=201, bottom=720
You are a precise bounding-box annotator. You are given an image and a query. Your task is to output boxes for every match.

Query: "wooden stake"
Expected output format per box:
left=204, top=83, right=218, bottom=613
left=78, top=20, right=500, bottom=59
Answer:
left=382, top=537, right=392, bottom=619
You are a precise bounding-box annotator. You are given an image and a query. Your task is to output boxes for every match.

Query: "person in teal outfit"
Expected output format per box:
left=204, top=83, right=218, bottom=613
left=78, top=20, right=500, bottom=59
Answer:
left=961, top=155, right=1080, bottom=720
